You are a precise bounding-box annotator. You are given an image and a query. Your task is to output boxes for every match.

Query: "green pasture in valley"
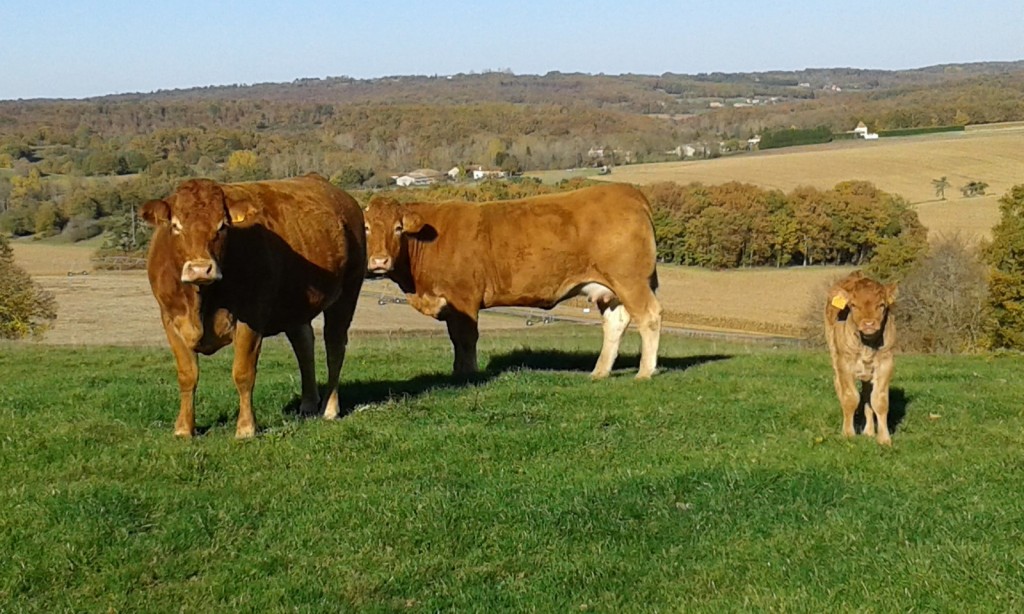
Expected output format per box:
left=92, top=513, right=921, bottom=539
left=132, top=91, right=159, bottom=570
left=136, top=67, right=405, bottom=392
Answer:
left=2, top=327, right=1023, bottom=611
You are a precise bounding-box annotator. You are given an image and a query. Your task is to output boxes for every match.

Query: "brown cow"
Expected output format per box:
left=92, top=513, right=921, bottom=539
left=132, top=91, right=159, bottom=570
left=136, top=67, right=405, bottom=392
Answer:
left=824, top=271, right=898, bottom=445
left=363, top=183, right=661, bottom=379
left=141, top=174, right=366, bottom=438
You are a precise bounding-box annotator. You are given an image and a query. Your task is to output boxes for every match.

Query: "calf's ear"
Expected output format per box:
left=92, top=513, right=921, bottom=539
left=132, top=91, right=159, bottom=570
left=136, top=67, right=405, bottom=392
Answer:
left=885, top=283, right=898, bottom=305
left=140, top=199, right=170, bottom=226
left=402, top=211, right=425, bottom=234
left=226, top=198, right=259, bottom=228
left=828, top=287, right=851, bottom=310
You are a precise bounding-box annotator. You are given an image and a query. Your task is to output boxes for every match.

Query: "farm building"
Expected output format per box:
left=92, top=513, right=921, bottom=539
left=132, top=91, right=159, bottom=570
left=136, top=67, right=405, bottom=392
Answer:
left=393, top=168, right=446, bottom=187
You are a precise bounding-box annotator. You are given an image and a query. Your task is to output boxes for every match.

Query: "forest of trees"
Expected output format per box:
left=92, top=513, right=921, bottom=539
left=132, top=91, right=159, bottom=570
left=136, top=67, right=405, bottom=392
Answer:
left=0, top=61, right=1021, bottom=267
left=644, top=180, right=927, bottom=273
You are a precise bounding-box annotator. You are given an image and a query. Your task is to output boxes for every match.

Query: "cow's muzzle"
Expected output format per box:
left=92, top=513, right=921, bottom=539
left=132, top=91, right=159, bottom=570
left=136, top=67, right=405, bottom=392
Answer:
left=181, top=259, right=222, bottom=285
left=858, top=322, right=881, bottom=336
left=367, top=256, right=392, bottom=276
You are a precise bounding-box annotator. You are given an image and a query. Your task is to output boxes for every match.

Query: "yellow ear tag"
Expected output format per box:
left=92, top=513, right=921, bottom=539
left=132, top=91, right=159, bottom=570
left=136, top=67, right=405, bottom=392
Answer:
left=231, top=212, right=245, bottom=224
left=831, top=295, right=848, bottom=310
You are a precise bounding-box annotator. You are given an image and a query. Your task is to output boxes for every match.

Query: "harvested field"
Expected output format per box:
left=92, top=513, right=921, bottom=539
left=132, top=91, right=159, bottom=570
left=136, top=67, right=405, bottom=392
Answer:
left=12, top=242, right=846, bottom=344
left=596, top=127, right=1022, bottom=239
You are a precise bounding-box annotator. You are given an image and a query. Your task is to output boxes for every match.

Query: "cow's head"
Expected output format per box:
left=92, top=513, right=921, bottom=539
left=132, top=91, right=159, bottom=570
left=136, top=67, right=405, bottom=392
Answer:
left=830, top=276, right=897, bottom=336
left=140, top=179, right=257, bottom=285
left=363, top=196, right=424, bottom=277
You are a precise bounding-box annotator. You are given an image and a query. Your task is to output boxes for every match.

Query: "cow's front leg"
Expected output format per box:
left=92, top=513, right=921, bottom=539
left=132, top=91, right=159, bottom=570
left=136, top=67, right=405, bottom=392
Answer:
left=870, top=386, right=892, bottom=445
left=833, top=371, right=860, bottom=438
left=445, top=310, right=480, bottom=376
left=162, top=317, right=199, bottom=437
left=861, top=381, right=877, bottom=437
left=232, top=323, right=264, bottom=439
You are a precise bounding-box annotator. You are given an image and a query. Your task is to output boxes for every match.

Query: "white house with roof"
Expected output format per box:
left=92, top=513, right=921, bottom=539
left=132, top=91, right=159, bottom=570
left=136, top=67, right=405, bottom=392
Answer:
left=467, top=165, right=507, bottom=180
left=852, top=121, right=879, bottom=140
left=393, top=168, right=445, bottom=187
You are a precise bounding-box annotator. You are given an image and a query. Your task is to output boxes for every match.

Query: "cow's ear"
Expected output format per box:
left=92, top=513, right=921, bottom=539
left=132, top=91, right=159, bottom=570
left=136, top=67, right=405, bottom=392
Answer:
left=226, top=198, right=259, bottom=228
left=140, top=199, right=170, bottom=226
left=828, top=287, right=851, bottom=310
left=402, top=211, right=425, bottom=234
left=885, top=283, right=898, bottom=305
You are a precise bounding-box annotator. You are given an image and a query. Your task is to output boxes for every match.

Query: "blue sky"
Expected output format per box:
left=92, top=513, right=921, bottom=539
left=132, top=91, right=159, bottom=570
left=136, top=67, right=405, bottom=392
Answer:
left=1, top=0, right=1021, bottom=100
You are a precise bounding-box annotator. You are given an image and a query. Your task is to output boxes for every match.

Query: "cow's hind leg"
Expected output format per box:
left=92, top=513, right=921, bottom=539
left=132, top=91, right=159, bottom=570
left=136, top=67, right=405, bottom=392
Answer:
left=286, top=322, right=320, bottom=416
left=592, top=299, right=631, bottom=379
left=446, top=310, right=480, bottom=376
left=624, top=288, right=662, bottom=380
left=322, top=297, right=358, bottom=420
left=231, top=323, right=263, bottom=439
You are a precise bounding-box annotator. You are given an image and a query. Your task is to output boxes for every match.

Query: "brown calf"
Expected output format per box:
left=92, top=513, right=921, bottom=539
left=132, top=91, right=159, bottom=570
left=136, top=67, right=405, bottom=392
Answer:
left=824, top=271, right=898, bottom=445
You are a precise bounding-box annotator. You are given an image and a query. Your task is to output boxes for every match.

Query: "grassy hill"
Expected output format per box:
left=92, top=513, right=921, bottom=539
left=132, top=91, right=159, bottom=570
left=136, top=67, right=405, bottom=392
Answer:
left=2, top=329, right=1023, bottom=610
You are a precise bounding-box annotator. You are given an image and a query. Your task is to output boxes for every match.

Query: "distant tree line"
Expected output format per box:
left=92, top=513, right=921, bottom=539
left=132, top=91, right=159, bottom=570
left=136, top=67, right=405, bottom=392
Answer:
left=643, top=180, right=928, bottom=273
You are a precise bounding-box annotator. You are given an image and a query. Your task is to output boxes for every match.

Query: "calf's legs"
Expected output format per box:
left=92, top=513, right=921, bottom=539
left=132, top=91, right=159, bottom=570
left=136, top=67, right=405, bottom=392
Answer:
left=869, top=385, right=892, bottom=446
left=833, top=373, right=860, bottom=438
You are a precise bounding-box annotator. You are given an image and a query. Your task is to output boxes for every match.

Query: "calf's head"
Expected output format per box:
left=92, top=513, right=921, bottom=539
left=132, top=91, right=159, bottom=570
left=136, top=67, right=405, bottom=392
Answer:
left=363, top=196, right=424, bottom=277
left=140, top=179, right=257, bottom=285
left=829, top=276, right=897, bottom=336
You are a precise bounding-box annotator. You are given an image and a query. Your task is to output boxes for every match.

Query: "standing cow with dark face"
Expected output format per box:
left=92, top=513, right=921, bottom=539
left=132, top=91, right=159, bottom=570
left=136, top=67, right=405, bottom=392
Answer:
left=824, top=271, right=898, bottom=445
left=363, top=183, right=662, bottom=379
left=141, top=174, right=366, bottom=438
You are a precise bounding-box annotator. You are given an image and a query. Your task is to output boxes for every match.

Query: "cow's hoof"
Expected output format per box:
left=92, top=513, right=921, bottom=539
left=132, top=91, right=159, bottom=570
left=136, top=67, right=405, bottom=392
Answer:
left=635, top=370, right=656, bottom=380
left=298, top=399, right=320, bottom=417
left=877, top=436, right=892, bottom=446
left=235, top=425, right=256, bottom=439
left=174, top=428, right=195, bottom=438
left=590, top=371, right=610, bottom=381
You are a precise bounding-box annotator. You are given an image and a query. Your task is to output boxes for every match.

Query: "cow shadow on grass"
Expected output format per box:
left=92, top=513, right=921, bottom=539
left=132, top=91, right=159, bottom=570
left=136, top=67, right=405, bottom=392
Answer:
left=281, top=351, right=731, bottom=422
left=283, top=371, right=497, bottom=421
left=853, top=386, right=909, bottom=434
left=484, top=348, right=732, bottom=376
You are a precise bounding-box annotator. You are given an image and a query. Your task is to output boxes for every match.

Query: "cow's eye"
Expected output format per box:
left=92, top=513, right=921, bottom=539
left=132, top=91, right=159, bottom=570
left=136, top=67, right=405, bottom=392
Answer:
left=394, top=223, right=403, bottom=235
left=171, top=219, right=183, bottom=234
left=364, top=223, right=371, bottom=235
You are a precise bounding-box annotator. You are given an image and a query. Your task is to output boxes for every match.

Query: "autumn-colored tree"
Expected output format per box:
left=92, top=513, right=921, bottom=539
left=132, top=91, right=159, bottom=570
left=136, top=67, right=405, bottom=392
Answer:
left=224, top=150, right=269, bottom=181
left=789, top=186, right=834, bottom=266
left=984, top=184, right=1024, bottom=349
left=0, top=234, right=57, bottom=339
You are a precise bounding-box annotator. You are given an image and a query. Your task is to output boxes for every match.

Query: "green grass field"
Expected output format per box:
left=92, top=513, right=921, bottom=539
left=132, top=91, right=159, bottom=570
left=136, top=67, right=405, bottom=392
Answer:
left=3, top=327, right=1024, bottom=611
